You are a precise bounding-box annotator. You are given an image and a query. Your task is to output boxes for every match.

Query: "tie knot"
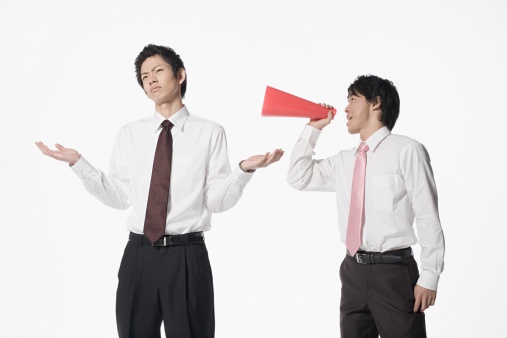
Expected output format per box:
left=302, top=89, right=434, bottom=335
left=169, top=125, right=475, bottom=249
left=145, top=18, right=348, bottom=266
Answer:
left=359, top=142, right=369, bottom=153
left=161, top=120, right=173, bottom=130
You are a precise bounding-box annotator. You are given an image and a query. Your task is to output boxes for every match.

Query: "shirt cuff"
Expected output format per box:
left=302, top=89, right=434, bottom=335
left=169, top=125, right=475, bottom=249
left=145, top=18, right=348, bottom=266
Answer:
left=301, top=124, right=322, bottom=146
left=70, top=156, right=94, bottom=178
left=239, top=160, right=256, bottom=173
left=417, top=269, right=440, bottom=291
left=231, top=166, right=254, bottom=186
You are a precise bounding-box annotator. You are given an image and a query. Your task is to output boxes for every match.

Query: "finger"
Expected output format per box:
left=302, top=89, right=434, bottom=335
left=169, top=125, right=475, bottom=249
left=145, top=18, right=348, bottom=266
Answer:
left=413, top=296, right=421, bottom=313
left=39, top=143, right=53, bottom=156
left=55, top=143, right=66, bottom=151
left=265, top=149, right=284, bottom=165
left=35, top=142, right=46, bottom=154
left=42, top=144, right=61, bottom=159
left=263, top=152, right=277, bottom=165
left=271, top=150, right=284, bottom=162
left=422, top=299, right=429, bottom=312
left=255, top=152, right=270, bottom=166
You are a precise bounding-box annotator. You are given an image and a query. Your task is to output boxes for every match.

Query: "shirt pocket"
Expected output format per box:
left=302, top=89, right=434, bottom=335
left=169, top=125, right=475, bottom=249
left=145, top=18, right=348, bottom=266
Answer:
left=372, top=174, right=400, bottom=211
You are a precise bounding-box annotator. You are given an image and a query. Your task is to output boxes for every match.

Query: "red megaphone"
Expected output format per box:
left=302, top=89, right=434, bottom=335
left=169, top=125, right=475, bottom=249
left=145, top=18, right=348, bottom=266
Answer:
left=261, top=86, right=336, bottom=118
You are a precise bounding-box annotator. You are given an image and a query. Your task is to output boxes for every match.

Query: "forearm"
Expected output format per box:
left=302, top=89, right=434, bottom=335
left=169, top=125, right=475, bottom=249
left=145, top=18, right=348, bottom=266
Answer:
left=205, top=166, right=253, bottom=212
left=416, top=219, right=445, bottom=290
left=287, top=125, right=335, bottom=191
left=71, top=156, right=131, bottom=210
left=402, top=143, right=445, bottom=290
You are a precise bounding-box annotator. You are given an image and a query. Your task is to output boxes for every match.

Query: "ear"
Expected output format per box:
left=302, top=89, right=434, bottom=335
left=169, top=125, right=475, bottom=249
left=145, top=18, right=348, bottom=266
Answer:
left=372, top=96, right=382, bottom=110
left=178, top=68, right=186, bottom=85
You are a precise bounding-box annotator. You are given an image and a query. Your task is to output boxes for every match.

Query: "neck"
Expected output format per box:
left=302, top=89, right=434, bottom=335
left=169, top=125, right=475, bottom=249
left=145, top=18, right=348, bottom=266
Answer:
left=359, top=124, right=384, bottom=141
left=155, top=100, right=184, bottom=118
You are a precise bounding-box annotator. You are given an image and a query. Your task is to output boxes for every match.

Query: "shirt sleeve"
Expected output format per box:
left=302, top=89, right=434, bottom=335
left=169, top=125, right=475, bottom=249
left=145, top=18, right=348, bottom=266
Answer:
left=204, top=126, right=253, bottom=213
left=70, top=128, right=131, bottom=210
left=286, top=124, right=337, bottom=192
left=401, top=143, right=445, bottom=290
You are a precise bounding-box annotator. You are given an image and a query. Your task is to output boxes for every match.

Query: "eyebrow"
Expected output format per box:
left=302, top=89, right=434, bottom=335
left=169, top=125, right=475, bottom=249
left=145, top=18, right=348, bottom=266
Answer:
left=141, top=65, right=163, bottom=76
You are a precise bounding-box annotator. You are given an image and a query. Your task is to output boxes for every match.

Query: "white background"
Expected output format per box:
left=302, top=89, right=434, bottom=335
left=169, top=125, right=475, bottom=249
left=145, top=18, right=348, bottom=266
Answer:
left=1, top=0, right=506, bottom=337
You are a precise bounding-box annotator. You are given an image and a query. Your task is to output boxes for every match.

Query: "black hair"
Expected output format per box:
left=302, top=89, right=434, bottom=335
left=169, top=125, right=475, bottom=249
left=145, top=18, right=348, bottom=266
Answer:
left=347, top=74, right=400, bottom=130
left=134, top=44, right=187, bottom=98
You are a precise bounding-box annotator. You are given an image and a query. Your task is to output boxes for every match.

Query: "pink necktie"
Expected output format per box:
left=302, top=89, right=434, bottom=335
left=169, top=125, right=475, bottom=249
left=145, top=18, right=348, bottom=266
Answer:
left=346, top=142, right=369, bottom=256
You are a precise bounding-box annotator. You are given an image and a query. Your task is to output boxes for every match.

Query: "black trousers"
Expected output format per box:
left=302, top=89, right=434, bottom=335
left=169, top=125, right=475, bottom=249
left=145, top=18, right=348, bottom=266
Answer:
left=116, top=238, right=214, bottom=338
left=340, top=254, right=426, bottom=338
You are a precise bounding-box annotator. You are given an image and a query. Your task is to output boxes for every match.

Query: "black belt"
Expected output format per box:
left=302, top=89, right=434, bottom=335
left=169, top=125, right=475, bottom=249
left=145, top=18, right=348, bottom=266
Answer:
left=129, top=232, right=204, bottom=247
left=347, top=247, right=413, bottom=264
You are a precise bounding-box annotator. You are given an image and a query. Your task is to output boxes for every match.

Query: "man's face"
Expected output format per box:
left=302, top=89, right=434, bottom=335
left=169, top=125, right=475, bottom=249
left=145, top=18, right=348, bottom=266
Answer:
left=140, top=55, right=184, bottom=105
left=343, top=93, right=378, bottom=135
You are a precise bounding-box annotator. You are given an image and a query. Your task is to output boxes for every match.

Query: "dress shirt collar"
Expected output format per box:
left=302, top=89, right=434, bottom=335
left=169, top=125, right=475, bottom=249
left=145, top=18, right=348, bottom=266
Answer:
left=357, top=126, right=391, bottom=154
left=152, top=106, right=190, bottom=133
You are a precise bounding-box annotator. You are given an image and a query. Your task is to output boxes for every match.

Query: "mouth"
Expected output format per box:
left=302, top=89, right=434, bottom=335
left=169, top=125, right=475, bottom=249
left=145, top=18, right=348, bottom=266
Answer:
left=346, top=115, right=353, bottom=126
left=151, top=86, right=161, bottom=93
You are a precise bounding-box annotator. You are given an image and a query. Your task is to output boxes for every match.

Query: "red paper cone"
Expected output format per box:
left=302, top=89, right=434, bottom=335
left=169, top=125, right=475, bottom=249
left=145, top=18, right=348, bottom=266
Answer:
left=261, top=86, right=336, bottom=118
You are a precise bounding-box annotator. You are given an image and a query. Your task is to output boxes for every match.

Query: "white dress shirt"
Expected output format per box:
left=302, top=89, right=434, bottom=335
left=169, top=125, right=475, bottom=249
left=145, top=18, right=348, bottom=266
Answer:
left=287, top=125, right=445, bottom=290
left=71, top=106, right=254, bottom=235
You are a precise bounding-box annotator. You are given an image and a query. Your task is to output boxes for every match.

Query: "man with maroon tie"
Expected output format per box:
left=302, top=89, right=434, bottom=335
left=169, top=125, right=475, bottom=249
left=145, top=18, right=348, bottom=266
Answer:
left=36, top=44, right=283, bottom=338
left=287, top=75, right=445, bottom=338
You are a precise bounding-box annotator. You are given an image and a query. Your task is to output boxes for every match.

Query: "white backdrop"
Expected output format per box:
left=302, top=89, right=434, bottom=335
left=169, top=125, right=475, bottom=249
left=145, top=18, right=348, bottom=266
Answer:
left=1, top=0, right=506, bottom=337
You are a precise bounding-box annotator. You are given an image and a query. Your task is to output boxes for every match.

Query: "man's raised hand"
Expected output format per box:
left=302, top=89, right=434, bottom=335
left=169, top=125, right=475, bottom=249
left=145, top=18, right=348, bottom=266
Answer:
left=240, top=148, right=284, bottom=172
left=35, top=142, right=81, bottom=165
left=308, top=103, right=335, bottom=130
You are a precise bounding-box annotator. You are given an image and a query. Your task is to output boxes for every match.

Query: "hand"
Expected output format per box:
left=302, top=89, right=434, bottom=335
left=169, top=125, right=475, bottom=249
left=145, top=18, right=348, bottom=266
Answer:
left=308, top=103, right=334, bottom=130
left=413, top=284, right=437, bottom=313
left=240, top=148, right=284, bottom=172
left=35, top=141, right=81, bottom=165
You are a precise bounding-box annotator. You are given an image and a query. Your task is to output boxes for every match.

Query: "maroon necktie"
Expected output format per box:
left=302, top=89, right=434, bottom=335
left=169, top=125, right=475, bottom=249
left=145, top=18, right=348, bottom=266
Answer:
left=144, top=120, right=173, bottom=244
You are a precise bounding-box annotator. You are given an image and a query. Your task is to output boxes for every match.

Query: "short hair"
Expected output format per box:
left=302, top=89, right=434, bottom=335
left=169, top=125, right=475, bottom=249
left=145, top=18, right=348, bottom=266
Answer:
left=134, top=44, right=187, bottom=98
left=347, top=75, right=400, bottom=130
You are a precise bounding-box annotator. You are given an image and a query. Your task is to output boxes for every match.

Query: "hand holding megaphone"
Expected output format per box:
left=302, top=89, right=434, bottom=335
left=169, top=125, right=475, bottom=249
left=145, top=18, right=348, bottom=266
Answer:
left=309, top=104, right=335, bottom=130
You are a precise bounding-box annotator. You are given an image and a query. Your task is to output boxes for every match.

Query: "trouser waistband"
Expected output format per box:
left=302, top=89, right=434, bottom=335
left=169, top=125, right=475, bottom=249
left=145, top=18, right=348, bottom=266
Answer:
left=129, top=232, right=204, bottom=246
left=347, top=247, right=413, bottom=264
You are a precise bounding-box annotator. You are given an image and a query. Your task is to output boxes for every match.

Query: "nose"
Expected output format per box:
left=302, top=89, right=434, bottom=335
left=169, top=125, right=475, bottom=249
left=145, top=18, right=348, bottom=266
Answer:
left=344, top=104, right=350, bottom=113
left=149, top=76, right=158, bottom=85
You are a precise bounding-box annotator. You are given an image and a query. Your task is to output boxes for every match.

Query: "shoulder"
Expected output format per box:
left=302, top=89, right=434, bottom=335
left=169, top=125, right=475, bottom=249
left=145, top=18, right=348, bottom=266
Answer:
left=340, top=146, right=358, bottom=156
left=387, top=133, right=431, bottom=163
left=185, top=113, right=225, bottom=134
left=387, top=133, right=421, bottom=146
left=119, top=116, right=153, bottom=133
left=109, top=117, right=153, bottom=142
left=385, top=133, right=426, bottom=151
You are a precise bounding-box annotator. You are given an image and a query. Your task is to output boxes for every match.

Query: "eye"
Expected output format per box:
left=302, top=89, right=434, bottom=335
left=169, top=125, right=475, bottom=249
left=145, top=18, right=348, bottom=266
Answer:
left=156, top=68, right=163, bottom=73
left=142, top=76, right=148, bottom=81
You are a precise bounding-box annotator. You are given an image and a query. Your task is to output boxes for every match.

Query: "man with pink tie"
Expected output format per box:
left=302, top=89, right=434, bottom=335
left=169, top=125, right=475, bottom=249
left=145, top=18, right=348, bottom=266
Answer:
left=287, top=75, right=445, bottom=338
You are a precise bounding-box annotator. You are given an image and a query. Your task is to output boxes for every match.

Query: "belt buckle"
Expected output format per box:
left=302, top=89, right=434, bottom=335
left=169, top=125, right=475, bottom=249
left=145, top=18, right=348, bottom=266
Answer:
left=356, top=253, right=367, bottom=264
left=152, top=236, right=168, bottom=247
left=355, top=253, right=375, bottom=264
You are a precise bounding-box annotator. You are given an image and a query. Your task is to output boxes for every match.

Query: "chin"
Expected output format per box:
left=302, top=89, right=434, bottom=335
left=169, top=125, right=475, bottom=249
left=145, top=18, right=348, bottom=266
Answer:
left=347, top=127, right=358, bottom=135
